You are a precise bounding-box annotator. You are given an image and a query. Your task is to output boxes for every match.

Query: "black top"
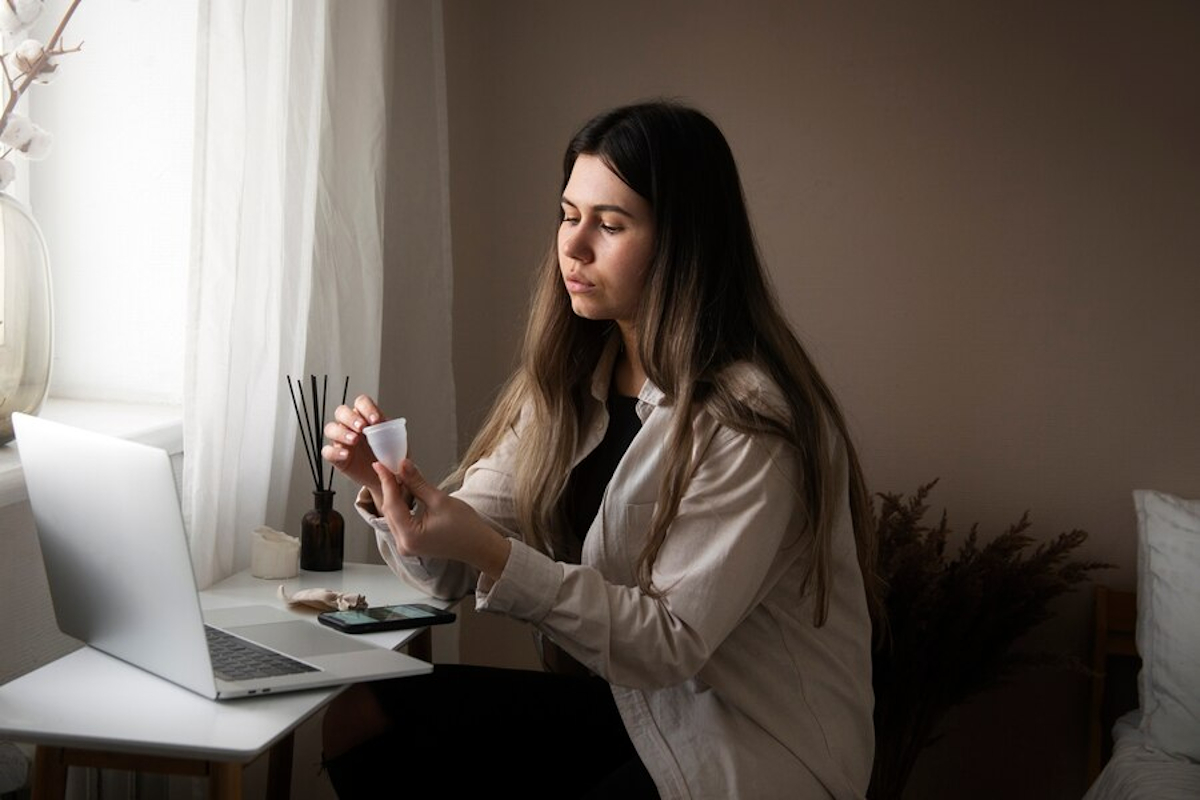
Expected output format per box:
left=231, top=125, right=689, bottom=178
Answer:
left=564, top=394, right=643, bottom=544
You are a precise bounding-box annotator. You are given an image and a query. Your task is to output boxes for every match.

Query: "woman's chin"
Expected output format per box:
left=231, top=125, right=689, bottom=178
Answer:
left=569, top=300, right=604, bottom=321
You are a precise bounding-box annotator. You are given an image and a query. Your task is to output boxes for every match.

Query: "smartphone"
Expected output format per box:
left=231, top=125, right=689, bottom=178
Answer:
left=318, top=603, right=456, bottom=634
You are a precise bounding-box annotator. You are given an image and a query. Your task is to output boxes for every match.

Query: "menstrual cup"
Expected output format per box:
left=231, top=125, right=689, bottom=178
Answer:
left=363, top=418, right=408, bottom=472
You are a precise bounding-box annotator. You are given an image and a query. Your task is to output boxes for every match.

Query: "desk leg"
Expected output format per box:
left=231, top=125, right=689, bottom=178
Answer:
left=265, top=732, right=294, bottom=800
left=30, top=745, right=253, bottom=800
left=31, top=747, right=67, bottom=800
left=408, top=628, right=432, bottom=662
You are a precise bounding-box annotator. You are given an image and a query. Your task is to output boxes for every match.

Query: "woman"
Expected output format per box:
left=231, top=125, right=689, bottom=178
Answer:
left=321, top=101, right=878, bottom=799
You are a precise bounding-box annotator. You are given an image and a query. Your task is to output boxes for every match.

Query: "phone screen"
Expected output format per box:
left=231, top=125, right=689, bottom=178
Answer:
left=319, top=603, right=455, bottom=633
left=338, top=605, right=445, bottom=625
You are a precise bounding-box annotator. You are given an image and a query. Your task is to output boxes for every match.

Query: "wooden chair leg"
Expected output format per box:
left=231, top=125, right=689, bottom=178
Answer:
left=31, top=745, right=252, bottom=800
left=207, top=762, right=242, bottom=800
left=265, top=732, right=294, bottom=800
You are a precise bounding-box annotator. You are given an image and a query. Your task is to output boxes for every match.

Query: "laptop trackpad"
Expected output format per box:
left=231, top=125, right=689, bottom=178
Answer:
left=229, top=621, right=369, bottom=657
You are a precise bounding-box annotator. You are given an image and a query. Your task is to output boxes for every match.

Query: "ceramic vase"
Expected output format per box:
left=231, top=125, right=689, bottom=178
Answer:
left=0, top=192, right=53, bottom=445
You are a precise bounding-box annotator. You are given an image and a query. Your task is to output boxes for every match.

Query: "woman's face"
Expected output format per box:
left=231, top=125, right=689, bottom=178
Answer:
left=558, top=154, right=656, bottom=334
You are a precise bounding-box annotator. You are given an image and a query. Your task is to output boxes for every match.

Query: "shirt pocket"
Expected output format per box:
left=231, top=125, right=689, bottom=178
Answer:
left=586, top=501, right=654, bottom=586
left=616, top=502, right=658, bottom=585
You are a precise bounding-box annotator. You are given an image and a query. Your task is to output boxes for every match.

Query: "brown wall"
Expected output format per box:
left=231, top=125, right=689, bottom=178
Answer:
left=432, top=2, right=1200, bottom=797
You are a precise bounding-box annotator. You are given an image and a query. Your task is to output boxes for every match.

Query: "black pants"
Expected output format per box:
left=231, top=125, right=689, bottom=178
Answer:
left=324, top=664, right=660, bottom=799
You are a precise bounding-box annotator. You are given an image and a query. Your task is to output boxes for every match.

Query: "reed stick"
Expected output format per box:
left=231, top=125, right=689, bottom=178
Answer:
left=297, top=377, right=318, bottom=487
left=287, top=374, right=351, bottom=493
left=286, top=375, right=321, bottom=489
left=328, top=376, right=350, bottom=489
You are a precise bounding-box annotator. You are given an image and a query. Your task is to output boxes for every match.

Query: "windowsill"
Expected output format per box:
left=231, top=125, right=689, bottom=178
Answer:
left=0, top=399, right=183, bottom=508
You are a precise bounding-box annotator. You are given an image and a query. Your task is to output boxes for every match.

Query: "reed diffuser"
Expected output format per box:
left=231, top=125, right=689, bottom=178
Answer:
left=287, top=374, right=349, bottom=571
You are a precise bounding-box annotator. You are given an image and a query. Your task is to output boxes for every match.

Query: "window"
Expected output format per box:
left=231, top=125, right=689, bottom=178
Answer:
left=0, top=0, right=194, bottom=505
left=27, top=0, right=197, bottom=404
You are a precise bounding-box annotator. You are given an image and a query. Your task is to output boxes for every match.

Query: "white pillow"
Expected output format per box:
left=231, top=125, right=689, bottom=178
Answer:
left=1133, top=490, right=1200, bottom=763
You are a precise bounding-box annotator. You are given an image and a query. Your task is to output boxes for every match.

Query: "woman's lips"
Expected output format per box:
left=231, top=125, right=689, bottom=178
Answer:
left=564, top=276, right=595, bottom=293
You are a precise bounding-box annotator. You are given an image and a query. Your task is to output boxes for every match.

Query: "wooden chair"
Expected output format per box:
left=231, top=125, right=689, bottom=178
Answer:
left=1087, top=585, right=1139, bottom=784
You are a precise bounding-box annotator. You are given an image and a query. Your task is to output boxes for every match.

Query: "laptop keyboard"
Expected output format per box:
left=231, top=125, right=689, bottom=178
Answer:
left=205, top=625, right=319, bottom=682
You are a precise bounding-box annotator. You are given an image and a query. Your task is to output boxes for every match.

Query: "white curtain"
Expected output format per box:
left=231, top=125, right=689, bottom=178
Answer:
left=184, top=0, right=389, bottom=589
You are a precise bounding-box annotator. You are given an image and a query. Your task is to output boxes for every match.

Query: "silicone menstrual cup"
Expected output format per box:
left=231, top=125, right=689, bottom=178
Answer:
left=363, top=418, right=407, bottom=472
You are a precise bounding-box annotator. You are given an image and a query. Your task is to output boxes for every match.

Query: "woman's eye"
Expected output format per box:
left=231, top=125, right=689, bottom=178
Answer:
left=600, top=224, right=623, bottom=234
left=561, top=216, right=580, bottom=225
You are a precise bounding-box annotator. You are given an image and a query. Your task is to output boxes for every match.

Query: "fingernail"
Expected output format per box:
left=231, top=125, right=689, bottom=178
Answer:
left=354, top=420, right=363, bottom=430
left=339, top=449, right=349, bottom=458
left=345, top=432, right=356, bottom=443
left=369, top=415, right=380, bottom=423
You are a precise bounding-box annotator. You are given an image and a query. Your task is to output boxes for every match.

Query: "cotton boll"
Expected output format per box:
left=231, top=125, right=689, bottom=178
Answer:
left=0, top=113, right=34, bottom=149
left=4, top=39, right=46, bottom=78
left=12, top=0, right=43, bottom=26
left=0, top=8, right=26, bottom=37
left=0, top=158, right=14, bottom=191
left=12, top=38, right=55, bottom=82
left=0, top=0, right=41, bottom=36
left=20, top=126, right=51, bottom=159
left=14, top=38, right=44, bottom=69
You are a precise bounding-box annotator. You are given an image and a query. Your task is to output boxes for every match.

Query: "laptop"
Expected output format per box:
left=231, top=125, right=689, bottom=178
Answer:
left=13, top=412, right=432, bottom=700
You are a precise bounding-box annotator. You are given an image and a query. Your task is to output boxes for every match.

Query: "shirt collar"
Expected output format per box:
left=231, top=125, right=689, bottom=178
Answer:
left=588, top=330, right=666, bottom=422
left=589, top=333, right=622, bottom=404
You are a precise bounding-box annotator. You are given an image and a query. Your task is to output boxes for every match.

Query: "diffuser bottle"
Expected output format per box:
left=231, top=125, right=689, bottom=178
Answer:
left=300, top=490, right=343, bottom=571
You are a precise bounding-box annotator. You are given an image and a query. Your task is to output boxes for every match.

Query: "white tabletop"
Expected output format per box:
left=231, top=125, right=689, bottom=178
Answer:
left=201, top=561, right=445, bottom=651
left=0, top=562, right=438, bottom=761
left=0, top=647, right=332, bottom=761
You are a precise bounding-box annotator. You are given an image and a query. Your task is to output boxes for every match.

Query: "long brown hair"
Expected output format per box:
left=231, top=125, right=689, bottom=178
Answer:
left=449, top=101, right=880, bottom=627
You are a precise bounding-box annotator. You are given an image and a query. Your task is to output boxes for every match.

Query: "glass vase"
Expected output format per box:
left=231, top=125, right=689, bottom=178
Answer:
left=0, top=193, right=53, bottom=445
left=301, top=490, right=344, bottom=571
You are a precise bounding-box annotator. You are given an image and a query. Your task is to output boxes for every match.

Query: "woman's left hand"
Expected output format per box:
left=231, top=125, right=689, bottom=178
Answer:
left=372, top=459, right=512, bottom=581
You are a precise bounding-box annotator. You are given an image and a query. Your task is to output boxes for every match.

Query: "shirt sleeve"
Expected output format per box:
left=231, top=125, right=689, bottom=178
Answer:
left=353, top=421, right=526, bottom=601
left=354, top=487, right=478, bottom=600
left=476, top=420, right=809, bottom=690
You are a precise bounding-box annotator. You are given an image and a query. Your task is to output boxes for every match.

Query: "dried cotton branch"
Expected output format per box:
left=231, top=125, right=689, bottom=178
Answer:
left=0, top=0, right=83, bottom=191
left=0, top=0, right=43, bottom=36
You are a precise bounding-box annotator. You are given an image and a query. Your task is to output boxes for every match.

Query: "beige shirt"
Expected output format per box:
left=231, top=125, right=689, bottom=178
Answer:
left=358, top=340, right=874, bottom=799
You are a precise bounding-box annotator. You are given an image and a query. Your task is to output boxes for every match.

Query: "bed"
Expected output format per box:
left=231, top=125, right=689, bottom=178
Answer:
left=1085, top=711, right=1200, bottom=799
left=1082, top=491, right=1200, bottom=799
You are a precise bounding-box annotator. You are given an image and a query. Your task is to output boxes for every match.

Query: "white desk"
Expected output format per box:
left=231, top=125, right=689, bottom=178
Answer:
left=0, top=563, right=441, bottom=799
left=201, top=562, right=445, bottom=656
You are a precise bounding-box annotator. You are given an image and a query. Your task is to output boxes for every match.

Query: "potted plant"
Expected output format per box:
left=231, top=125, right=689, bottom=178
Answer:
left=868, top=480, right=1110, bottom=800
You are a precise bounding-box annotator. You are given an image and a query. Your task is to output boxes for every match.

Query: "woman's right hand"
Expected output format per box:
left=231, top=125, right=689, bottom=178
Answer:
left=322, top=394, right=387, bottom=494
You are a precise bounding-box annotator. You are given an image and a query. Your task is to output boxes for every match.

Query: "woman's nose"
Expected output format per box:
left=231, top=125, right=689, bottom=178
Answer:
left=560, top=225, right=592, bottom=263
